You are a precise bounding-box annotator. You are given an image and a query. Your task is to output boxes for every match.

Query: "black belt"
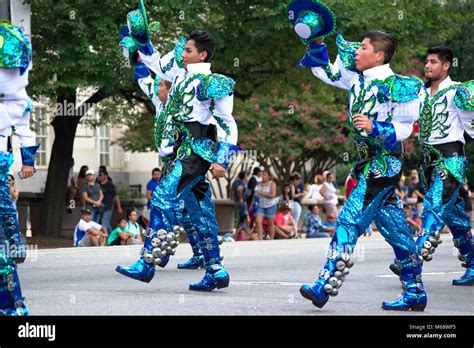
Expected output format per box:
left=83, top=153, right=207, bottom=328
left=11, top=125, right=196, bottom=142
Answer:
left=183, top=121, right=217, bottom=141
left=426, top=141, right=465, bottom=157
left=173, top=121, right=217, bottom=154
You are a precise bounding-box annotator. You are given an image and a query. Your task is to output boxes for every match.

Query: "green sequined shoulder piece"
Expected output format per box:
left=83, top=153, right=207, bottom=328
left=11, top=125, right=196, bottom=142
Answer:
left=373, top=75, right=423, bottom=103
left=197, top=74, right=235, bottom=101
left=454, top=80, right=474, bottom=111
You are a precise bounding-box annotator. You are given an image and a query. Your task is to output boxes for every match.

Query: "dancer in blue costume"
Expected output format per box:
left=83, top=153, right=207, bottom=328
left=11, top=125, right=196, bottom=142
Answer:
left=128, top=35, right=204, bottom=270
left=115, top=1, right=241, bottom=291
left=287, top=0, right=427, bottom=310
left=0, top=22, right=40, bottom=315
left=389, top=46, right=474, bottom=286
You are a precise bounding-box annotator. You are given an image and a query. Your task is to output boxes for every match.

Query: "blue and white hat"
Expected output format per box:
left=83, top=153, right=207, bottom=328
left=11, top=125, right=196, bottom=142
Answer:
left=287, top=0, right=336, bottom=45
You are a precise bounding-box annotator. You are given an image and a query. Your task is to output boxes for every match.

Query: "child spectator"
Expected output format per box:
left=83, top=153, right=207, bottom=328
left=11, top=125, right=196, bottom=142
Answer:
left=323, top=213, right=337, bottom=235
left=306, top=205, right=333, bottom=238
left=274, top=201, right=297, bottom=239
left=107, top=217, right=134, bottom=246
left=126, top=209, right=144, bottom=243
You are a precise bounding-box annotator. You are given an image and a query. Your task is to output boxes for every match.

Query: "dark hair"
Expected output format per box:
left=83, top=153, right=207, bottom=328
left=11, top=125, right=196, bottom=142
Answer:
left=289, top=173, right=301, bottom=181
left=238, top=171, right=247, bottom=180
left=187, top=30, right=216, bottom=62
left=127, top=209, right=137, bottom=218
left=253, top=167, right=262, bottom=175
left=363, top=30, right=397, bottom=64
left=278, top=200, right=291, bottom=212
left=308, top=204, right=318, bottom=212
left=78, top=165, right=89, bottom=179
left=426, top=46, right=454, bottom=70
left=281, top=184, right=293, bottom=200
left=152, top=167, right=161, bottom=175
left=8, top=174, right=14, bottom=182
left=99, top=165, right=108, bottom=173
left=118, top=216, right=127, bottom=224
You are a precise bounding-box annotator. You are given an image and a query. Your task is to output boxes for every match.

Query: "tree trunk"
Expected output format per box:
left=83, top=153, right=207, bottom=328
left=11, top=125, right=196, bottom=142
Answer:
left=38, top=89, right=107, bottom=237
left=38, top=93, right=79, bottom=237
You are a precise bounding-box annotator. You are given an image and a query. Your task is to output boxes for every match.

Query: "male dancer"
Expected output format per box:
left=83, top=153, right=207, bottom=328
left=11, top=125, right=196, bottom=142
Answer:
left=132, top=35, right=205, bottom=269
left=116, top=1, right=240, bottom=291
left=297, top=31, right=427, bottom=310
left=390, top=46, right=474, bottom=286
left=0, top=22, right=39, bottom=315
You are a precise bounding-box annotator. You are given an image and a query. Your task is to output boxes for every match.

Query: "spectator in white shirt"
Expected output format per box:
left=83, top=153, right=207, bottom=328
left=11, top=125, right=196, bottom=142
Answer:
left=74, top=208, right=108, bottom=247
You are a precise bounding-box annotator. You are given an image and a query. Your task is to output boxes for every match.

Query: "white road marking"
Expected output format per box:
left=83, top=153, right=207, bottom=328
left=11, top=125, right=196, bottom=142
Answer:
left=231, top=281, right=301, bottom=286
left=376, top=271, right=463, bottom=278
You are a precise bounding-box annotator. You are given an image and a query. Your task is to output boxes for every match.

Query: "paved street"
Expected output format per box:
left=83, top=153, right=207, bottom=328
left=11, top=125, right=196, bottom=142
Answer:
left=19, top=233, right=473, bottom=315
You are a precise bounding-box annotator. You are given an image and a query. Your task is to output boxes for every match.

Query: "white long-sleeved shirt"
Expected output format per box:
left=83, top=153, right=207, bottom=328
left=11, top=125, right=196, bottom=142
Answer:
left=137, top=75, right=174, bottom=157
left=139, top=50, right=238, bottom=148
left=311, top=55, right=420, bottom=154
left=419, top=76, right=474, bottom=145
left=0, top=68, right=36, bottom=152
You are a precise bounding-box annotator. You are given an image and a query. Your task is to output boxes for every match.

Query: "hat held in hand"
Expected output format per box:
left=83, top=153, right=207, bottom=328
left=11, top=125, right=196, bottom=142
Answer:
left=287, top=0, right=336, bottom=45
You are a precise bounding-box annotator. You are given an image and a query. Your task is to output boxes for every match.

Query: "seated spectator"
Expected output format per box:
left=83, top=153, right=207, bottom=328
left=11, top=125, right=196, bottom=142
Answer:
left=107, top=217, right=136, bottom=246
left=232, top=224, right=259, bottom=241
left=306, top=205, right=333, bottom=238
left=274, top=201, right=297, bottom=239
left=74, top=209, right=108, bottom=247
left=404, top=203, right=422, bottom=235
left=279, top=184, right=295, bottom=210
left=126, top=209, right=144, bottom=243
left=323, top=213, right=337, bottom=235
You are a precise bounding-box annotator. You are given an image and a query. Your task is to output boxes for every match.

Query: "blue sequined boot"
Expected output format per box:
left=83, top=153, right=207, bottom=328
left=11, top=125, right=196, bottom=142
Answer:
left=0, top=259, right=29, bottom=316
left=189, top=230, right=228, bottom=291
left=452, top=232, right=474, bottom=286
left=382, top=254, right=427, bottom=311
left=189, top=264, right=230, bottom=291
left=115, top=254, right=155, bottom=283
left=178, top=227, right=204, bottom=269
left=116, top=227, right=182, bottom=281
left=300, top=251, right=353, bottom=308
left=178, top=256, right=204, bottom=270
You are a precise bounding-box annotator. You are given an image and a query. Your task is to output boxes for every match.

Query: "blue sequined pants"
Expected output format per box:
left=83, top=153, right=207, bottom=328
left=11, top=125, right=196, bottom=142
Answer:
left=419, top=170, right=472, bottom=265
left=330, top=173, right=417, bottom=259
left=0, top=151, right=27, bottom=315
left=148, top=153, right=220, bottom=270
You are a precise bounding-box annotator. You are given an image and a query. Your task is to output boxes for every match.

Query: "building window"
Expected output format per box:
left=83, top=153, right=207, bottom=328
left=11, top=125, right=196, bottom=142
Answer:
left=98, top=125, right=110, bottom=166
left=32, top=105, right=48, bottom=167
left=0, top=0, right=10, bottom=20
